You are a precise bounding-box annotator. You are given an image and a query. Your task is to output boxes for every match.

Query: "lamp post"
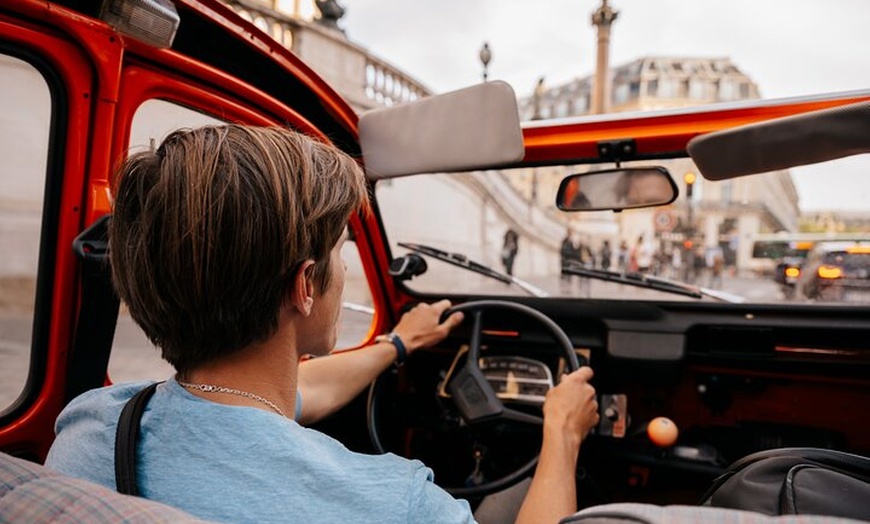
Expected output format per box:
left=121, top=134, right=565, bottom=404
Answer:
left=684, top=171, right=696, bottom=235
left=684, top=171, right=696, bottom=281
left=479, top=42, right=492, bottom=82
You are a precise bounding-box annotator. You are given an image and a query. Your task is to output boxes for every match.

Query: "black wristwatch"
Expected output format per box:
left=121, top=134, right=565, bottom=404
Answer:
left=374, top=332, right=408, bottom=366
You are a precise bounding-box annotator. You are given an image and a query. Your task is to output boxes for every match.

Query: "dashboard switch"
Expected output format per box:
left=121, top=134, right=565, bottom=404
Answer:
left=597, top=394, right=628, bottom=438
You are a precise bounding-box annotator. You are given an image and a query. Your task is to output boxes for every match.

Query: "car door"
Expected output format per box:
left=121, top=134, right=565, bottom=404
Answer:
left=0, top=3, right=108, bottom=460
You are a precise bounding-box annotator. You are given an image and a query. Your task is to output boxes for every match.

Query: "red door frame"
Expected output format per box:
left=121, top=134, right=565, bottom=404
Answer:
left=0, top=7, right=104, bottom=458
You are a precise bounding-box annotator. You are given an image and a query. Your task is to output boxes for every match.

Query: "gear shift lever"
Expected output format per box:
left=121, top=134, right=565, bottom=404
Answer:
left=646, top=416, right=679, bottom=447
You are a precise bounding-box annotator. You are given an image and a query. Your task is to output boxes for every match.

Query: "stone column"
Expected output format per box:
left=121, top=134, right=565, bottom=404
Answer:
left=591, top=0, right=618, bottom=114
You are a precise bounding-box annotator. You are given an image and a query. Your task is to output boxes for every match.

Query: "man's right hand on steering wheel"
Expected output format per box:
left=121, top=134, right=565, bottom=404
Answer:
left=544, top=367, right=600, bottom=449
left=517, top=367, right=599, bottom=524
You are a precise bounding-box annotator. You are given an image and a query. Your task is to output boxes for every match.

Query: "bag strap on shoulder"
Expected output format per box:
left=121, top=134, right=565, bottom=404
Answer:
left=115, top=382, right=161, bottom=496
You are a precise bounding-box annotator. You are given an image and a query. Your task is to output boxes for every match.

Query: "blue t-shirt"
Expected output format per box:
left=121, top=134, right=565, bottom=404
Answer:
left=46, top=379, right=475, bottom=524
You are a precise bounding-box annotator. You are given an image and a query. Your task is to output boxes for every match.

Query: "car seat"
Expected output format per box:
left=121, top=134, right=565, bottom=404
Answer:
left=0, top=451, right=214, bottom=523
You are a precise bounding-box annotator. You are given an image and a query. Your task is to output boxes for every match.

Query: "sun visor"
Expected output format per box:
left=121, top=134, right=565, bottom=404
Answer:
left=688, top=100, right=870, bottom=180
left=359, top=81, right=525, bottom=179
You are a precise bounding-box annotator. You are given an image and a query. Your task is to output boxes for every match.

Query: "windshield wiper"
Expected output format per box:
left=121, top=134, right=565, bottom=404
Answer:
left=397, top=242, right=549, bottom=298
left=561, top=264, right=744, bottom=303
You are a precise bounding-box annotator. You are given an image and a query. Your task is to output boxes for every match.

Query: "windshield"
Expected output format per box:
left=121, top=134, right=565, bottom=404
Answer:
left=376, top=154, right=870, bottom=304
left=358, top=1, right=869, bottom=305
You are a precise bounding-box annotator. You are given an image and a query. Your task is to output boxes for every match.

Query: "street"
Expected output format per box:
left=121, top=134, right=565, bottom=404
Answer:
left=434, top=271, right=784, bottom=303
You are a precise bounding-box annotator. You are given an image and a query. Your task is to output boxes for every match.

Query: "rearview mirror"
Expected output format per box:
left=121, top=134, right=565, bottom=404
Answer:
left=556, top=167, right=678, bottom=212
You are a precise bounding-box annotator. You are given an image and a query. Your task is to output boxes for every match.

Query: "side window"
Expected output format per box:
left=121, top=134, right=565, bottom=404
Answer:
left=339, top=235, right=375, bottom=349
left=108, top=100, right=375, bottom=383
left=0, top=55, right=51, bottom=411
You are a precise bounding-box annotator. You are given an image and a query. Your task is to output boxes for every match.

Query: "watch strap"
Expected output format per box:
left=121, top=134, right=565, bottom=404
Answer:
left=375, top=332, right=408, bottom=365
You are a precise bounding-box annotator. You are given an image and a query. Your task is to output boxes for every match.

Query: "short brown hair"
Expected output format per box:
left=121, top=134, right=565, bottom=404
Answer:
left=109, top=125, right=368, bottom=372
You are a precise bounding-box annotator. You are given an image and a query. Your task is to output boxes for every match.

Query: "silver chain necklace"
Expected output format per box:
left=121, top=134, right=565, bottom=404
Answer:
left=177, top=380, right=287, bottom=418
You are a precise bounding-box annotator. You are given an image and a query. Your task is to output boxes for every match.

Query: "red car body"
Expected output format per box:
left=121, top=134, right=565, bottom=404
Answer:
left=2, top=0, right=870, bottom=512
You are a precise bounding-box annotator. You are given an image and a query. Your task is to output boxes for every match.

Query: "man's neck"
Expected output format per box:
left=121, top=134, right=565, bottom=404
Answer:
left=178, top=322, right=300, bottom=418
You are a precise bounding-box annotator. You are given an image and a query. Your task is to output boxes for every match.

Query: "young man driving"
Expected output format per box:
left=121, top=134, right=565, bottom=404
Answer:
left=47, top=125, right=599, bottom=523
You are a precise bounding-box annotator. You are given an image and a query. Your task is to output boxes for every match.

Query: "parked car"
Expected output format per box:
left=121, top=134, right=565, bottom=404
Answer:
left=1, top=0, right=870, bottom=522
left=800, top=242, right=870, bottom=301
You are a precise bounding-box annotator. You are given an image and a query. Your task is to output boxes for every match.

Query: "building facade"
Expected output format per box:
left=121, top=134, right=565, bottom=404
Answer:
left=520, top=56, right=762, bottom=120
left=515, top=57, right=800, bottom=275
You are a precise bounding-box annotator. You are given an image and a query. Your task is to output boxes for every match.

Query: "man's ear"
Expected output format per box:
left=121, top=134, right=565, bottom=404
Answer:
left=289, top=260, right=316, bottom=316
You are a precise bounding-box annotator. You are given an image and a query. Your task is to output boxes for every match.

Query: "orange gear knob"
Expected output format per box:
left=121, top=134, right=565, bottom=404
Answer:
left=647, top=416, right=679, bottom=447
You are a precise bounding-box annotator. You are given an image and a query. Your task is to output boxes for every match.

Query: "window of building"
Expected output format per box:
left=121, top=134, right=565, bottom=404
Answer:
left=719, top=80, right=736, bottom=101
left=613, top=82, right=630, bottom=105
left=0, top=54, right=51, bottom=412
left=688, top=79, right=707, bottom=99
left=659, top=79, right=677, bottom=98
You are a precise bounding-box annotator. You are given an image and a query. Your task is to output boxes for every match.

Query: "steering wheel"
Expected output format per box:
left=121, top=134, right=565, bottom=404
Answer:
left=368, top=299, right=581, bottom=498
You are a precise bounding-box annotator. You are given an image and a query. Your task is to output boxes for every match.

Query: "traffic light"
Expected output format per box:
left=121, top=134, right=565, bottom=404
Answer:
left=684, top=171, right=695, bottom=198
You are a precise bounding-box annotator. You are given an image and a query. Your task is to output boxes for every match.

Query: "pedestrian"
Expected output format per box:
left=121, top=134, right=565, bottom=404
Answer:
left=501, top=228, right=519, bottom=276
left=580, top=242, right=595, bottom=268
left=708, top=246, right=725, bottom=289
left=670, top=247, right=683, bottom=279
left=617, top=240, right=629, bottom=273
left=635, top=235, right=654, bottom=274
left=599, top=240, right=612, bottom=270
left=560, top=230, right=577, bottom=283
left=691, top=245, right=706, bottom=284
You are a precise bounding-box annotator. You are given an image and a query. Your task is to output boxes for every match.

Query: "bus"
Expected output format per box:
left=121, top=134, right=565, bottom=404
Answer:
left=748, top=232, right=870, bottom=275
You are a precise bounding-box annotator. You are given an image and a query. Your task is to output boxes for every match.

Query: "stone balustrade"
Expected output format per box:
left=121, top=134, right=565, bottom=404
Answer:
left=224, top=1, right=430, bottom=111
left=363, top=55, right=429, bottom=107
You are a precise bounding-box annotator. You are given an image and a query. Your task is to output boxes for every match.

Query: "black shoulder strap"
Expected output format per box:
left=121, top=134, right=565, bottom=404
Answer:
left=115, top=382, right=161, bottom=496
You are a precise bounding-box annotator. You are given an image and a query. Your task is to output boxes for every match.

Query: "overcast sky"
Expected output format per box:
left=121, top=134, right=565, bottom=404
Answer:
left=337, top=0, right=870, bottom=99
left=328, top=1, right=870, bottom=210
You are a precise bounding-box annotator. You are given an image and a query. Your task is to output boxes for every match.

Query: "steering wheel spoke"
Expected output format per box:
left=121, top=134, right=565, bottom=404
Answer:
left=447, top=311, right=508, bottom=423
left=500, top=407, right=544, bottom=425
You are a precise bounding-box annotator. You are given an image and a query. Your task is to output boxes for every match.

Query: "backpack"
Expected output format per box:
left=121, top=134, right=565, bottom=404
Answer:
left=701, top=447, right=870, bottom=519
